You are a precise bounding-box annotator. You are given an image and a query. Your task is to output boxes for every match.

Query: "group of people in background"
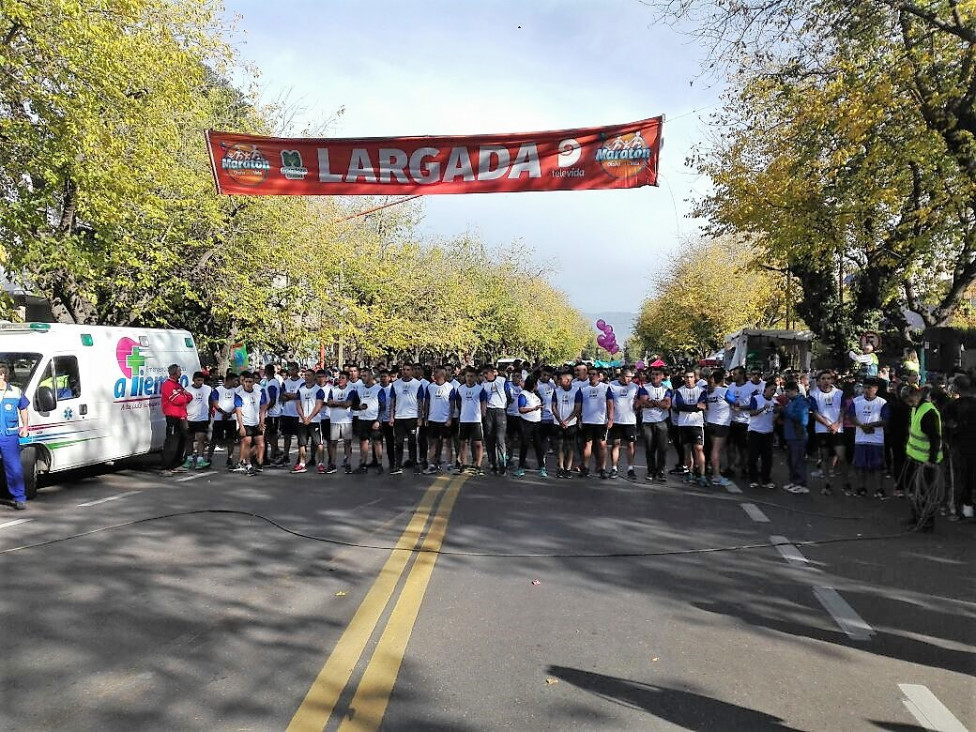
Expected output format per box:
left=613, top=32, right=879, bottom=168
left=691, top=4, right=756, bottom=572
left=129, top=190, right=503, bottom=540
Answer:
left=159, top=355, right=975, bottom=533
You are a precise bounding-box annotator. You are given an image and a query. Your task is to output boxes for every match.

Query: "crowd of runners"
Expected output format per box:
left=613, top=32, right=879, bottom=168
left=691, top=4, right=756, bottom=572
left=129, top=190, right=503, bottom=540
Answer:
left=160, top=357, right=976, bottom=532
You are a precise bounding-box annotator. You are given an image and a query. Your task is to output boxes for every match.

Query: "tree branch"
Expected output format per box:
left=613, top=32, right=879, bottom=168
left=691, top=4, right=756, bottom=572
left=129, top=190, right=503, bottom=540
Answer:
left=881, top=0, right=976, bottom=43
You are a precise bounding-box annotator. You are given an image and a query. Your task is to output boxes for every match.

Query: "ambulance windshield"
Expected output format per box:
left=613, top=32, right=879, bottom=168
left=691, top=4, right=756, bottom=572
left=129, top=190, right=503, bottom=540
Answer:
left=0, top=352, right=43, bottom=391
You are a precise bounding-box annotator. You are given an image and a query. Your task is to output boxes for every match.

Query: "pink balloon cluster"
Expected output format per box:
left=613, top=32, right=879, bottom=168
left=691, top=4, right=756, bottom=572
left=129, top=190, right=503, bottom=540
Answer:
left=595, top=319, right=620, bottom=354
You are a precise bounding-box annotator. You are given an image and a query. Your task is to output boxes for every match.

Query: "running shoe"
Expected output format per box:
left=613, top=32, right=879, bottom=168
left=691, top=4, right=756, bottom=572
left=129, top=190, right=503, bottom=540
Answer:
left=538, top=468, right=548, bottom=478
left=810, top=469, right=824, bottom=479
left=197, top=459, right=211, bottom=470
left=253, top=464, right=263, bottom=473
left=232, top=462, right=248, bottom=473
left=599, top=469, right=608, bottom=480
left=645, top=473, right=655, bottom=483
left=712, top=476, right=732, bottom=487
left=355, top=465, right=369, bottom=474
left=855, top=486, right=867, bottom=497
left=454, top=464, right=466, bottom=475
left=389, top=467, right=403, bottom=475
left=763, top=482, right=777, bottom=490
left=873, top=488, right=886, bottom=499
left=514, top=468, right=525, bottom=477
left=423, top=465, right=438, bottom=475
left=787, top=484, right=810, bottom=494
left=627, top=468, right=636, bottom=481
left=317, top=463, right=326, bottom=475
left=697, top=476, right=710, bottom=488
left=683, top=472, right=695, bottom=484
left=668, top=466, right=689, bottom=475
left=291, top=463, right=307, bottom=474
left=345, top=464, right=353, bottom=475
left=782, top=483, right=795, bottom=491
left=654, top=473, right=667, bottom=484
left=608, top=467, right=619, bottom=479
left=171, top=466, right=189, bottom=474
left=182, top=457, right=195, bottom=469
left=326, top=465, right=338, bottom=474
left=821, top=484, right=833, bottom=496
left=749, top=482, right=761, bottom=489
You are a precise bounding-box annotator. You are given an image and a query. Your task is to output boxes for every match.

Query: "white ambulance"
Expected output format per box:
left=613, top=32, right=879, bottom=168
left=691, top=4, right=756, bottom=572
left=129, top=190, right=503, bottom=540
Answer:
left=0, top=323, right=202, bottom=498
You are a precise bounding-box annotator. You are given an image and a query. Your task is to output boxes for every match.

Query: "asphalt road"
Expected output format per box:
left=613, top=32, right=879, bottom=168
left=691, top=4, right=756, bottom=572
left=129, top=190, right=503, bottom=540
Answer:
left=0, top=448, right=973, bottom=731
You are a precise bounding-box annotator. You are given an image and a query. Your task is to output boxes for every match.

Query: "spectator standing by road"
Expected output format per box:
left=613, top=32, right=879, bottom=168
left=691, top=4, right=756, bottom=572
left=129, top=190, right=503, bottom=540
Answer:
left=0, top=363, right=30, bottom=510
left=782, top=380, right=810, bottom=494
left=943, top=375, right=976, bottom=521
left=161, top=364, right=193, bottom=474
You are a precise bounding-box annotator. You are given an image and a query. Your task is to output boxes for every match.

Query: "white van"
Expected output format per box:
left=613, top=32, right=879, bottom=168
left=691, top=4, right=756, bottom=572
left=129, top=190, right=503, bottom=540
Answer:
left=0, top=323, right=202, bottom=498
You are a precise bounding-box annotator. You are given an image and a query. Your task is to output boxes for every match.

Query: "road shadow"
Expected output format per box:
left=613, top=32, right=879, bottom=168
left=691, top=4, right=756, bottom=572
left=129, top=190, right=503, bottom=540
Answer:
left=547, top=665, right=805, bottom=731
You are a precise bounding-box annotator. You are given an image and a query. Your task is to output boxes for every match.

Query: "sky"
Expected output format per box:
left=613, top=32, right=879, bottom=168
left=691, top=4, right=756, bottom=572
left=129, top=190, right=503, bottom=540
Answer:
left=222, top=0, right=722, bottom=316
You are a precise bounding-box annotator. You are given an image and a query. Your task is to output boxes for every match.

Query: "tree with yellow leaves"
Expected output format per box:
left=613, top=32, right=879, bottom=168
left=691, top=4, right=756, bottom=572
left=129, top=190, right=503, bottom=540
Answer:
left=634, top=237, right=793, bottom=359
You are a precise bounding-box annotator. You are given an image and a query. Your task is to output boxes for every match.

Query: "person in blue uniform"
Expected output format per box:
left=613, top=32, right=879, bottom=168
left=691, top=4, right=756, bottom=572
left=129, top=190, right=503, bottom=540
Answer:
left=0, top=363, right=31, bottom=510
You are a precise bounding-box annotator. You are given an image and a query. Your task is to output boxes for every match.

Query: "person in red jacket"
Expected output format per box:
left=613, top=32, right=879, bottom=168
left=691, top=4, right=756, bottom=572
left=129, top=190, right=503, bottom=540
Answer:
left=161, top=364, right=194, bottom=473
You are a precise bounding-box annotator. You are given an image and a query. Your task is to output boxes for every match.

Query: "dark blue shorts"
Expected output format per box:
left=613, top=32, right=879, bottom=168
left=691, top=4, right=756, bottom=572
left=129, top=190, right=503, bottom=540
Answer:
left=853, top=444, right=885, bottom=471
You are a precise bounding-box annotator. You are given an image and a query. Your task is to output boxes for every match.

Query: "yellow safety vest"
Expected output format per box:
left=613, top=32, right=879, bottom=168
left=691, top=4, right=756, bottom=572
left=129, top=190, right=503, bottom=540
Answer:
left=906, top=402, right=943, bottom=464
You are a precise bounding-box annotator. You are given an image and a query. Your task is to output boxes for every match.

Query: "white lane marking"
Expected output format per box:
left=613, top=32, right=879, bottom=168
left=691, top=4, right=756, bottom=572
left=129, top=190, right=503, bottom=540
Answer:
left=725, top=481, right=743, bottom=494
left=813, top=586, right=875, bottom=641
left=741, top=503, right=770, bottom=522
left=77, top=491, right=142, bottom=507
left=898, top=684, right=969, bottom=732
left=0, top=518, right=33, bottom=530
left=176, top=472, right=211, bottom=482
left=769, top=535, right=810, bottom=567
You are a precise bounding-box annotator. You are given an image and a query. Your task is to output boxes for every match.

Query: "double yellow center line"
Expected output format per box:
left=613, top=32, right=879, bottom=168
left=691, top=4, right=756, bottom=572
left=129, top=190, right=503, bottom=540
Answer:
left=288, top=473, right=467, bottom=732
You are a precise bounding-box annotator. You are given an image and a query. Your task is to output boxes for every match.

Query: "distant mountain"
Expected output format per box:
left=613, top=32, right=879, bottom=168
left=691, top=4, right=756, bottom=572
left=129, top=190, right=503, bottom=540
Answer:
left=583, top=312, right=638, bottom=343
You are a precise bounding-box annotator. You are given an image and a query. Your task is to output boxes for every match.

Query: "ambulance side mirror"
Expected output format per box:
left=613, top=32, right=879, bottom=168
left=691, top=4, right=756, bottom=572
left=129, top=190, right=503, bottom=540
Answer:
left=36, top=386, right=57, bottom=413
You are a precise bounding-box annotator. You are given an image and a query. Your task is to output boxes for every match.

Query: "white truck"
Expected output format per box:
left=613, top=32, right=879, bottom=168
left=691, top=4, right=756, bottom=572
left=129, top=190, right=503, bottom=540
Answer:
left=723, top=328, right=814, bottom=373
left=0, top=323, right=201, bottom=499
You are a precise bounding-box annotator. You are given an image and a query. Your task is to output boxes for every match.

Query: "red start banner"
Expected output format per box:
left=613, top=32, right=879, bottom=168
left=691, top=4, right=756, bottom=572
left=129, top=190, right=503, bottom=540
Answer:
left=206, top=116, right=663, bottom=196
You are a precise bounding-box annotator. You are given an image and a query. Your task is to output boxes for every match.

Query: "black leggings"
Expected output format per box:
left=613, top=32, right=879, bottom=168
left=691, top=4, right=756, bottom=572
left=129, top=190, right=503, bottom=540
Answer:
left=393, top=418, right=418, bottom=468
left=748, top=431, right=774, bottom=483
left=519, top=421, right=545, bottom=469
left=643, top=420, right=669, bottom=475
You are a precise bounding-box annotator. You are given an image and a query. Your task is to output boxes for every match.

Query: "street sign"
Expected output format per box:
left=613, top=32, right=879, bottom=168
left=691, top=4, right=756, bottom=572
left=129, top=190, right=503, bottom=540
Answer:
left=860, top=331, right=882, bottom=351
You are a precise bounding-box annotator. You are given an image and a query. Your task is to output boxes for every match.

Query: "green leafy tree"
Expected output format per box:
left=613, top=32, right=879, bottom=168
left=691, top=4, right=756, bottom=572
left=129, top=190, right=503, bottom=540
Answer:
left=654, top=0, right=976, bottom=357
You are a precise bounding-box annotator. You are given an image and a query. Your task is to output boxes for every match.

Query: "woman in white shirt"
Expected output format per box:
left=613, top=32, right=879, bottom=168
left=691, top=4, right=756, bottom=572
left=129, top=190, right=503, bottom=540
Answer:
left=515, top=375, right=546, bottom=477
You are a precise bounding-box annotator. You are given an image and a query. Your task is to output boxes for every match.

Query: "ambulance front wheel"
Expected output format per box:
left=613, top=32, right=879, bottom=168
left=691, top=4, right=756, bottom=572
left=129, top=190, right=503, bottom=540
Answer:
left=21, top=446, right=38, bottom=500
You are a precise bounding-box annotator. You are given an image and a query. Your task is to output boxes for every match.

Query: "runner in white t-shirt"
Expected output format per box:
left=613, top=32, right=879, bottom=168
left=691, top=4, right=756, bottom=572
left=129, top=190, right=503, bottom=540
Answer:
left=184, top=371, right=212, bottom=470
left=578, top=367, right=614, bottom=479
left=353, top=369, right=387, bottom=474
left=422, top=366, right=457, bottom=474
left=278, top=362, right=304, bottom=466
left=705, top=368, right=734, bottom=487
left=607, top=368, right=641, bottom=480
left=848, top=377, right=890, bottom=498
left=453, top=367, right=488, bottom=473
